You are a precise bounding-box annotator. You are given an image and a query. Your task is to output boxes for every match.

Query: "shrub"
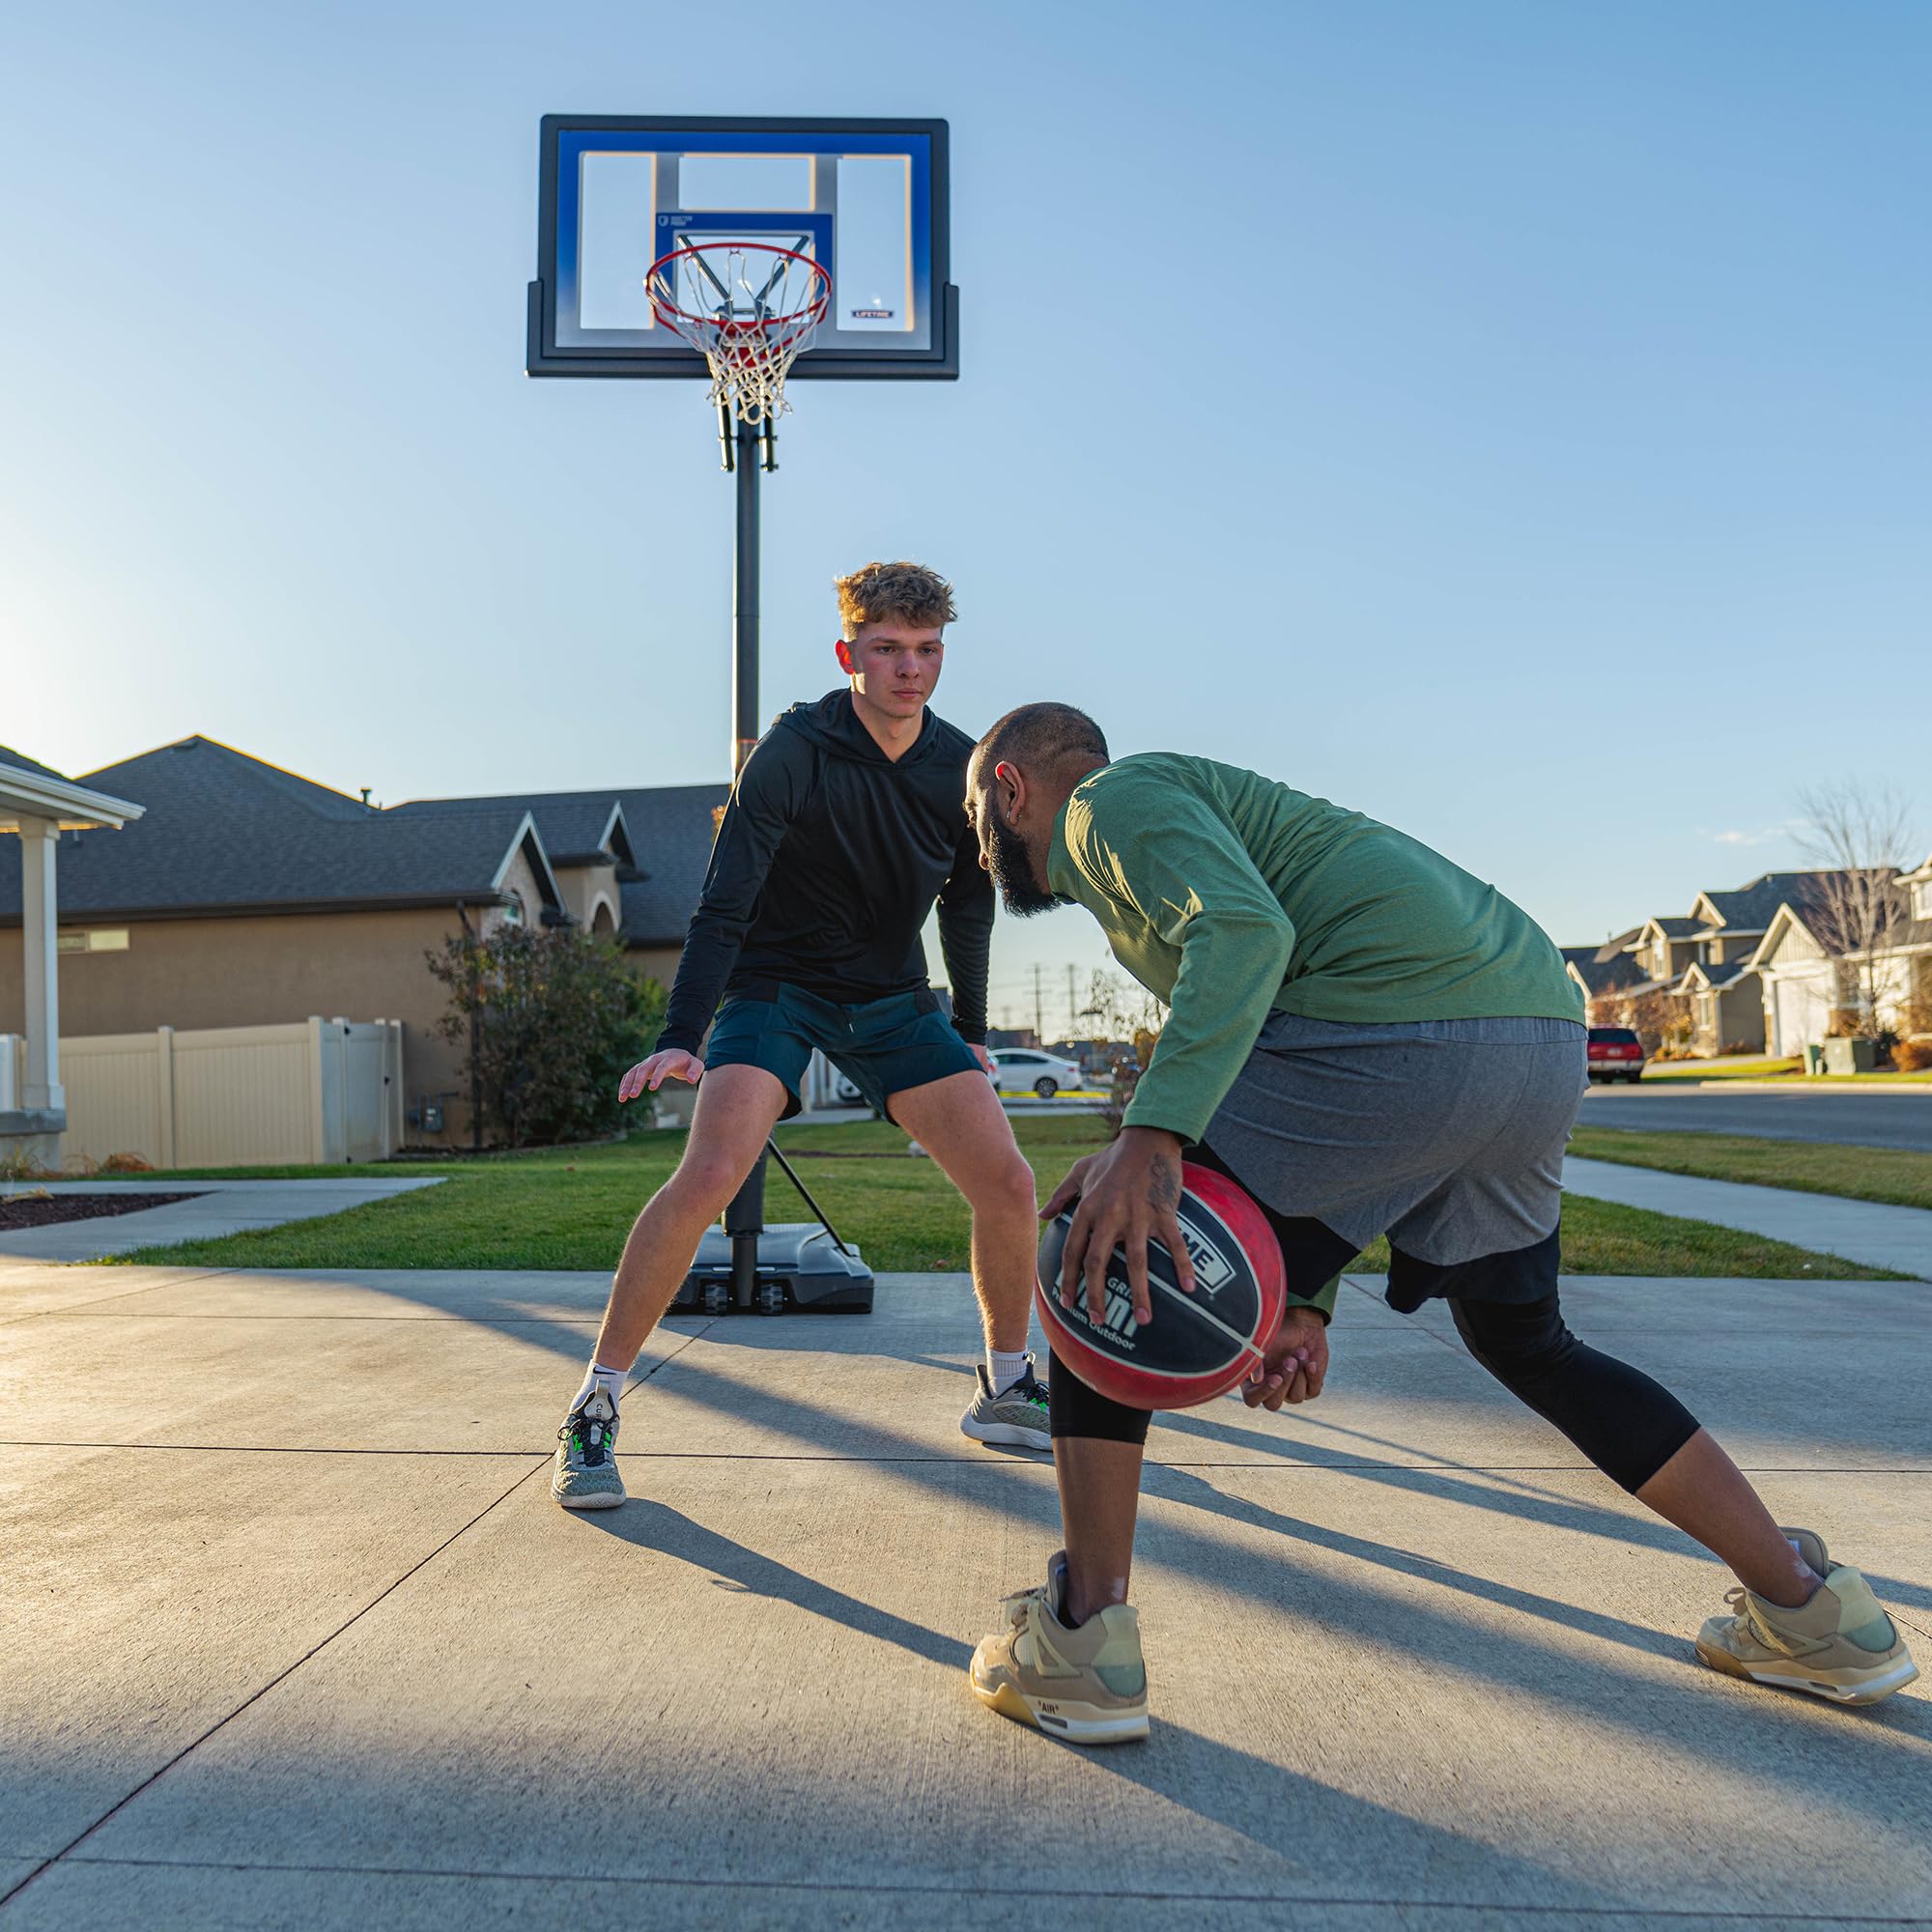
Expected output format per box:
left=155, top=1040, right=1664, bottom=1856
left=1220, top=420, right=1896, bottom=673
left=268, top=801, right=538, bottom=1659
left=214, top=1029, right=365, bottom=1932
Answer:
left=1892, top=1038, right=1932, bottom=1073
left=101, top=1151, right=155, bottom=1174
left=428, top=926, right=668, bottom=1148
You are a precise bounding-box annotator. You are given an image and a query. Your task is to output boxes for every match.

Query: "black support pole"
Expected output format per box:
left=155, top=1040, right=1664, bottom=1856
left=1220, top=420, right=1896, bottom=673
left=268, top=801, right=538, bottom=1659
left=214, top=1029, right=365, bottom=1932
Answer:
left=732, top=418, right=761, bottom=775
left=726, top=414, right=765, bottom=1311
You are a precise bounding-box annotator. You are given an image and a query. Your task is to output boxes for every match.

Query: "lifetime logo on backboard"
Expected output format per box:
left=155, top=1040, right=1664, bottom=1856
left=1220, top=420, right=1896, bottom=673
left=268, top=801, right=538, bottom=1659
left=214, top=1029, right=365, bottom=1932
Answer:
left=850, top=308, right=896, bottom=320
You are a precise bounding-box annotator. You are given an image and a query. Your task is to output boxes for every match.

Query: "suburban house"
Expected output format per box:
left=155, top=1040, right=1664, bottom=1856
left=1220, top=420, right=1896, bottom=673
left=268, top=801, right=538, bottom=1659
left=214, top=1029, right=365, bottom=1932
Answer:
left=0, top=748, right=145, bottom=1170
left=389, top=783, right=727, bottom=992
left=1567, top=867, right=1932, bottom=1058
left=0, top=737, right=728, bottom=1151
left=1632, top=917, right=1707, bottom=985
left=1750, top=867, right=1932, bottom=1055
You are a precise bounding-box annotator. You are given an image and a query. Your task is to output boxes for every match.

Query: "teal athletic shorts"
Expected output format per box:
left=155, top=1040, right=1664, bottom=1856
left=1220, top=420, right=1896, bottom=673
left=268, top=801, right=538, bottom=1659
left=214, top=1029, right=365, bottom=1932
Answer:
left=702, top=981, right=982, bottom=1120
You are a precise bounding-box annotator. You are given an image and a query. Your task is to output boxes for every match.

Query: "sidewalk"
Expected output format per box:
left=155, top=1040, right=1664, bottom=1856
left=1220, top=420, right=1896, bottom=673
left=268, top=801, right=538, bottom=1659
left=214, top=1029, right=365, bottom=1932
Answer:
left=0, top=1177, right=443, bottom=1263
left=1563, top=1156, right=1932, bottom=1279
left=2, top=1262, right=1926, bottom=1927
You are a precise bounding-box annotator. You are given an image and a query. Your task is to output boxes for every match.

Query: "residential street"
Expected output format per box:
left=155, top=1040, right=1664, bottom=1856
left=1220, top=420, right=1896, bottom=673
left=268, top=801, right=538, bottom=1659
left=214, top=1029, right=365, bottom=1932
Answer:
left=1580, top=1087, right=1932, bottom=1151
left=3, top=1258, right=1926, bottom=1928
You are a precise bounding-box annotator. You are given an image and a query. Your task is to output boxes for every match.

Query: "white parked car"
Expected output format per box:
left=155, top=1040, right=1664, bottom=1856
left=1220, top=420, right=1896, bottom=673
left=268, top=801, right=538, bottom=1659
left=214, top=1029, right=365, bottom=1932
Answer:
left=987, top=1047, right=1085, bottom=1099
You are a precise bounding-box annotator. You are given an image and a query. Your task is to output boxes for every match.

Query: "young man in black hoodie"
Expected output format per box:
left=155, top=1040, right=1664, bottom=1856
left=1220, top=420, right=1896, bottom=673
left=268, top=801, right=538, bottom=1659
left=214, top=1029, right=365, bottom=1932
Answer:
left=553, top=562, right=1047, bottom=1507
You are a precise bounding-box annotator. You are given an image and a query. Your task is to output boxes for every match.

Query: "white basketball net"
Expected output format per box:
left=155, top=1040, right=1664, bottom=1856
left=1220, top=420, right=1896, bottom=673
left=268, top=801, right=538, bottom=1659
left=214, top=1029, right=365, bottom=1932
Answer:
left=647, top=243, right=831, bottom=427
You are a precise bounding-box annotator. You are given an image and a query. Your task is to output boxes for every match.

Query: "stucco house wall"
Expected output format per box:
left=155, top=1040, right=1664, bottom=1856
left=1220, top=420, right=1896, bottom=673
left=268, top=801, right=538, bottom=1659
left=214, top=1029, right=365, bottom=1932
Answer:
left=0, top=902, right=494, bottom=1148
left=554, top=859, right=622, bottom=935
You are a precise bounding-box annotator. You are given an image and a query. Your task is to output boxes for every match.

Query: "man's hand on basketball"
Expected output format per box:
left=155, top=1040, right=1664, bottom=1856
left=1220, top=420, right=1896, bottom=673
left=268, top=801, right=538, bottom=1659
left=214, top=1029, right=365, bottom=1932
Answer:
left=1042, top=1126, right=1197, bottom=1327
left=616, top=1050, right=705, bottom=1102
left=1243, top=1306, right=1328, bottom=1409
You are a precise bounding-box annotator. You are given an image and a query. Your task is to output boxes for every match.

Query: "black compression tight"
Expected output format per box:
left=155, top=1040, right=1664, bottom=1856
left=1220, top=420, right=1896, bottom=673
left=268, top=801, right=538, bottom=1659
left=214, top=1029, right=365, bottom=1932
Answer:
left=1050, top=1291, right=1701, bottom=1494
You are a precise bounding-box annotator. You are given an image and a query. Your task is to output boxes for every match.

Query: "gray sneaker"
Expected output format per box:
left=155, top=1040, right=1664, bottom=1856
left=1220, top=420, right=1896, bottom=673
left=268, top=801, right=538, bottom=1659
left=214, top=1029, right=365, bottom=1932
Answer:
left=960, top=1358, right=1050, bottom=1453
left=552, top=1388, right=626, bottom=1509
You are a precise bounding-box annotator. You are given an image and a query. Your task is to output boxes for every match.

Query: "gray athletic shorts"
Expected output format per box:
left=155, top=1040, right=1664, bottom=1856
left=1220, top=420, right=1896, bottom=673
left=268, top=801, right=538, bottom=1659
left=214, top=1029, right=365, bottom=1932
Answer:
left=1201, top=1013, right=1588, bottom=1299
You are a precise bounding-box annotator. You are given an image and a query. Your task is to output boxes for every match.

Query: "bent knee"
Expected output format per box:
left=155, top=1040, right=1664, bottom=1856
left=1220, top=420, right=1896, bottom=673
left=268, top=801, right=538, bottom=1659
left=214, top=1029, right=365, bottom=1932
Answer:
left=1453, top=1295, right=1577, bottom=1384
left=973, top=1155, right=1037, bottom=1219
left=671, top=1150, right=755, bottom=1211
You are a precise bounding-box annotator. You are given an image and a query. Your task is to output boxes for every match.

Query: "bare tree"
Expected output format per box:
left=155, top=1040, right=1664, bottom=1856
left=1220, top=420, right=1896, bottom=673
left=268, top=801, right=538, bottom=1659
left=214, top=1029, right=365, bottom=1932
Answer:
left=1081, top=967, right=1168, bottom=1042
left=1796, top=781, right=1917, bottom=1041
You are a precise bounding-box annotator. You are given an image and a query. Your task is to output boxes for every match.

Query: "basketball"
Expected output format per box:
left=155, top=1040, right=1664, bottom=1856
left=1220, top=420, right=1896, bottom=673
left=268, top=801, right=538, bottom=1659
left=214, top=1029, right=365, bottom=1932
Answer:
left=1036, top=1163, right=1287, bottom=1409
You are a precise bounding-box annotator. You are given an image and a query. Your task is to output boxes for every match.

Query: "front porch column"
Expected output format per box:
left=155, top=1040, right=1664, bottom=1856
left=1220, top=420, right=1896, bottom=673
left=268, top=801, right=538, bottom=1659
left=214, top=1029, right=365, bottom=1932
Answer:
left=18, top=814, right=64, bottom=1114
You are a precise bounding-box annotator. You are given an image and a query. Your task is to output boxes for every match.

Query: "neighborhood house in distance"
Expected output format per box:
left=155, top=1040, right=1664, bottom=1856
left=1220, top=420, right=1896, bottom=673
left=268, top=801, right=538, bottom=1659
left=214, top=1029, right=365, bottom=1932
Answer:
left=0, top=738, right=725, bottom=1167
left=1564, top=867, right=1932, bottom=1058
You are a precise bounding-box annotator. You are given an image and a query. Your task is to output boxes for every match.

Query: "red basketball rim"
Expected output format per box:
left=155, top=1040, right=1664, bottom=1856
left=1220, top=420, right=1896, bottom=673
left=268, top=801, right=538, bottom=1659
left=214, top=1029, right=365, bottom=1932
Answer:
left=646, top=242, right=832, bottom=344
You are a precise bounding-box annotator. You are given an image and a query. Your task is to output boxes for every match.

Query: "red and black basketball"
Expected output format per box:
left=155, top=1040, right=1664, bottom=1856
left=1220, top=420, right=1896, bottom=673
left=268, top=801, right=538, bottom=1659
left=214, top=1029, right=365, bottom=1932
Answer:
left=1036, top=1162, right=1287, bottom=1409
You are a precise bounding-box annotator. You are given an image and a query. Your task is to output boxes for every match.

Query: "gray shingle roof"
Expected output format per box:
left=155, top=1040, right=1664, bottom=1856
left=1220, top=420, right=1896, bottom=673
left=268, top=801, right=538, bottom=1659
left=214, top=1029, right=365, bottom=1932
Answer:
left=0, top=737, right=554, bottom=924
left=611, top=785, right=729, bottom=946
left=1693, top=959, right=1757, bottom=991
left=390, top=781, right=727, bottom=947
left=1647, top=916, right=1704, bottom=939
left=1594, top=928, right=1642, bottom=962
left=390, top=792, right=638, bottom=869
left=0, top=747, right=74, bottom=784
left=1698, top=871, right=1843, bottom=931
left=1567, top=952, right=1649, bottom=997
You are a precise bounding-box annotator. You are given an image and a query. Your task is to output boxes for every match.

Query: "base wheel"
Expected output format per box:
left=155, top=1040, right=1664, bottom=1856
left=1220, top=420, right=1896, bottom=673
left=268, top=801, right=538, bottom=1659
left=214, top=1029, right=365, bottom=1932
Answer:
left=757, top=1282, right=787, bottom=1316
left=700, top=1282, right=731, bottom=1316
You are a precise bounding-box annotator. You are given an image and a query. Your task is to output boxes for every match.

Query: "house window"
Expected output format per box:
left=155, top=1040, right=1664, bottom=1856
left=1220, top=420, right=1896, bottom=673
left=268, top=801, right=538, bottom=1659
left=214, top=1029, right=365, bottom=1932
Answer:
left=1917, top=881, right=1932, bottom=921
left=56, top=929, right=129, bottom=954
left=499, top=892, right=526, bottom=928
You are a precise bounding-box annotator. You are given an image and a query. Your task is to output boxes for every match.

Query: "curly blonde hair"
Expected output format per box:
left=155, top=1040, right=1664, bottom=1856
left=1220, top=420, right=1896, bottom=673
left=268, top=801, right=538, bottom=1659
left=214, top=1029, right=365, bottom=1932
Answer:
left=834, top=559, right=956, bottom=639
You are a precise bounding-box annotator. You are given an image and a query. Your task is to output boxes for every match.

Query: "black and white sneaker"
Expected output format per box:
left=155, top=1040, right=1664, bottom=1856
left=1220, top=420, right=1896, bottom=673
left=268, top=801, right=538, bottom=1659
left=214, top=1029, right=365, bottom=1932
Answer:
left=552, top=1389, right=626, bottom=1509
left=960, top=1357, right=1050, bottom=1453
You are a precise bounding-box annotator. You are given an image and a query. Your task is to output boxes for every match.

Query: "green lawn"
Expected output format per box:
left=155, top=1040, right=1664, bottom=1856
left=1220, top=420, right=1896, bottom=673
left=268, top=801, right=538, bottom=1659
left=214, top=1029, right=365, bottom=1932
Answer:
left=1642, top=1057, right=1802, bottom=1081
left=1569, top=1124, right=1932, bottom=1213
left=1639, top=1057, right=1932, bottom=1085
left=110, top=1115, right=1901, bottom=1278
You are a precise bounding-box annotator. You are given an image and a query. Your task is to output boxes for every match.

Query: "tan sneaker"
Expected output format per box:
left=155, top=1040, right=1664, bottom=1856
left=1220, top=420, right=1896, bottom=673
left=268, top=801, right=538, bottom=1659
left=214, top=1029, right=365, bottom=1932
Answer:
left=970, top=1551, right=1149, bottom=1745
left=1696, top=1526, right=1918, bottom=1706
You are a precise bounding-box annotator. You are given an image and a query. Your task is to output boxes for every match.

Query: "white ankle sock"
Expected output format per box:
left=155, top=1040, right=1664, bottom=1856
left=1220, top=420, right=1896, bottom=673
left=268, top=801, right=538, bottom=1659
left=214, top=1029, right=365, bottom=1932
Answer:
left=569, top=1361, right=628, bottom=1412
left=988, top=1348, right=1030, bottom=1394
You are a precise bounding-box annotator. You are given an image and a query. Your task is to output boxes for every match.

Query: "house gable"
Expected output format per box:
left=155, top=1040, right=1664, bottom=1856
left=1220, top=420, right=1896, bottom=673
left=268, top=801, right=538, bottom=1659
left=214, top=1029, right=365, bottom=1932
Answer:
left=1751, top=904, right=1827, bottom=972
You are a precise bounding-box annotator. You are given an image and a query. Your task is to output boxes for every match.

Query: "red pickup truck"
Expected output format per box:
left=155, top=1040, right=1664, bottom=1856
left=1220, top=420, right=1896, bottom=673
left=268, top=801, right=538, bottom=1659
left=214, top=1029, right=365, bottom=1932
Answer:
left=1586, top=1026, right=1647, bottom=1083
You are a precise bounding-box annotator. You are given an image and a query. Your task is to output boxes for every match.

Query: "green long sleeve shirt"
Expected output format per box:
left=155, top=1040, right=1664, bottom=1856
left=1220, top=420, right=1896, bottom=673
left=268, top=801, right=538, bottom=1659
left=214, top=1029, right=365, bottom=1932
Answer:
left=1049, top=753, right=1583, bottom=1145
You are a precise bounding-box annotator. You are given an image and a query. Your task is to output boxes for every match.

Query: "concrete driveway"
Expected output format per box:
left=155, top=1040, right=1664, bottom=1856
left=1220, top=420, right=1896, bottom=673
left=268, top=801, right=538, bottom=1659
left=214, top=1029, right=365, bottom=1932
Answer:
left=2, top=1261, right=1926, bottom=1927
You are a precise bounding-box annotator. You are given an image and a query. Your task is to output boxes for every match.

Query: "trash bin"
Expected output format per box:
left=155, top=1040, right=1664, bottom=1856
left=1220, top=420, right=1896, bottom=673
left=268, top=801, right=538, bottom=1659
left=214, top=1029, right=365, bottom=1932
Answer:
left=1823, top=1037, right=1877, bottom=1075
left=1803, top=1043, right=1826, bottom=1076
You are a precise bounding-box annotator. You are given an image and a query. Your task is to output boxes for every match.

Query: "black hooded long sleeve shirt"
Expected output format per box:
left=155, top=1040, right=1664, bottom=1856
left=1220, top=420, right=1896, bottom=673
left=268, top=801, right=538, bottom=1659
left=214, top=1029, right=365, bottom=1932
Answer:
left=656, top=690, right=995, bottom=1055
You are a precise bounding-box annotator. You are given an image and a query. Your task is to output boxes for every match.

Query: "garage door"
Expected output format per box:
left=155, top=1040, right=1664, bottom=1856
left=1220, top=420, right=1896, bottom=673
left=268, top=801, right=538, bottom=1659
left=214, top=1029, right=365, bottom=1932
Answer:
left=1774, top=975, right=1830, bottom=1055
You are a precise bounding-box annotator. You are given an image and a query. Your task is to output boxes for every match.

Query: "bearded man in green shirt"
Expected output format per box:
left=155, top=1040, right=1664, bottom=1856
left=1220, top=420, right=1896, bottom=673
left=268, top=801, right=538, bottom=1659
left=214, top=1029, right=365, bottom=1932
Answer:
left=960, top=701, right=1916, bottom=1745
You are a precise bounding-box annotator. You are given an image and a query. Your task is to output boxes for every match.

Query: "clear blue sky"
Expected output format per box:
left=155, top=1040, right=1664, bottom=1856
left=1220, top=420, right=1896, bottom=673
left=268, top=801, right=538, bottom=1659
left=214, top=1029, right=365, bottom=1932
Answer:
left=5, top=0, right=1926, bottom=1036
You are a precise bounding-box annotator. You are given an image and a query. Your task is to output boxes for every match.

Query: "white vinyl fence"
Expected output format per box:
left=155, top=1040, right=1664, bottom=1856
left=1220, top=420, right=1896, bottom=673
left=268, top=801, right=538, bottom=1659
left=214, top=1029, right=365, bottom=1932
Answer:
left=1, top=1018, right=405, bottom=1170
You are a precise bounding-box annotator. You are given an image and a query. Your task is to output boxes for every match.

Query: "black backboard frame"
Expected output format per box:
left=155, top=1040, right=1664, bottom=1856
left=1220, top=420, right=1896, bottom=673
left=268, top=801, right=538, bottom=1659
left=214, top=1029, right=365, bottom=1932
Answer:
left=526, top=114, right=957, bottom=382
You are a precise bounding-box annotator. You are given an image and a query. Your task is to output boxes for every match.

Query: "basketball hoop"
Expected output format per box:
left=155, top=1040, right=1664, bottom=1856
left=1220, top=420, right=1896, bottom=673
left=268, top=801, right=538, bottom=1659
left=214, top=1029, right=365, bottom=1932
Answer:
left=647, top=241, right=832, bottom=428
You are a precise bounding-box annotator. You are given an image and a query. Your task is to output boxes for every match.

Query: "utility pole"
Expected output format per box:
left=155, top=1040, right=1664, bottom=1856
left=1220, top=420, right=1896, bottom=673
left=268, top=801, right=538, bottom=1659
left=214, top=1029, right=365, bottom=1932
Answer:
left=1066, top=963, right=1078, bottom=1037
left=1033, top=963, right=1044, bottom=1045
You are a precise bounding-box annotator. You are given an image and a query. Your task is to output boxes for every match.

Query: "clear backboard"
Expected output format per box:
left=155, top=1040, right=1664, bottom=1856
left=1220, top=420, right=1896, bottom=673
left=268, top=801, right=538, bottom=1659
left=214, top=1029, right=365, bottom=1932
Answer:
left=527, top=117, right=956, bottom=381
